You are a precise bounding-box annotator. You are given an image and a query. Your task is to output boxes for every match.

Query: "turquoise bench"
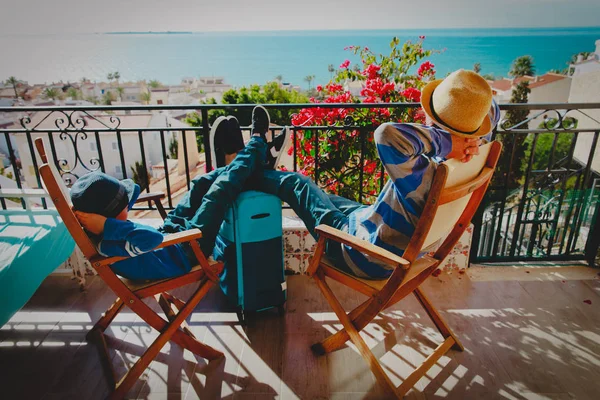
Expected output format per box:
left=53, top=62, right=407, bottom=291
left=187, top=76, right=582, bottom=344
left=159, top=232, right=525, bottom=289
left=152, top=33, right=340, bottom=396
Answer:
left=0, top=209, right=75, bottom=327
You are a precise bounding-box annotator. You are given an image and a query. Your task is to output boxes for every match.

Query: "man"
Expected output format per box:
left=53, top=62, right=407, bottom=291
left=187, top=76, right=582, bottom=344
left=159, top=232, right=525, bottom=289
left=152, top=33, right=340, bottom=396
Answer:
left=254, top=69, right=500, bottom=278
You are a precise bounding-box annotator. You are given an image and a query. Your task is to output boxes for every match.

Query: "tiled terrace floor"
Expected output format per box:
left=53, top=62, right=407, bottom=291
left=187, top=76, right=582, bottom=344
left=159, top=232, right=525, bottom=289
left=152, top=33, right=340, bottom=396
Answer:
left=1, top=266, right=599, bottom=399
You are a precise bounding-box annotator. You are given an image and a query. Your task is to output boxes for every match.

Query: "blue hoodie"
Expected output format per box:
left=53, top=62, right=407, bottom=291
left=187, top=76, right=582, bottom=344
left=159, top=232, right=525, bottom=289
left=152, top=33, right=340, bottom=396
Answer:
left=97, top=218, right=192, bottom=281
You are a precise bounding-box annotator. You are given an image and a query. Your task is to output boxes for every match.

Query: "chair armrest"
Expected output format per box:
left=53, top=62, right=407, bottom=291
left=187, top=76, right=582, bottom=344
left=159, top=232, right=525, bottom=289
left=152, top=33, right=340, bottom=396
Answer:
left=135, top=192, right=165, bottom=203
left=89, top=229, right=203, bottom=268
left=135, top=192, right=168, bottom=220
left=315, top=225, right=410, bottom=270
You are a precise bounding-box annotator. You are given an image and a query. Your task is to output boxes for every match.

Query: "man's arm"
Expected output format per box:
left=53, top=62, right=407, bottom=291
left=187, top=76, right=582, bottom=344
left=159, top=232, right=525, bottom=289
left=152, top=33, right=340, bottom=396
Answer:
left=374, top=122, right=453, bottom=179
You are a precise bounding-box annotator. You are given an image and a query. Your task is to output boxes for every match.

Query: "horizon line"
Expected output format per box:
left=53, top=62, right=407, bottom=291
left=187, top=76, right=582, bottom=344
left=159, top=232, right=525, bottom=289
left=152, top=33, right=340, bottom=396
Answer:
left=3, top=25, right=600, bottom=36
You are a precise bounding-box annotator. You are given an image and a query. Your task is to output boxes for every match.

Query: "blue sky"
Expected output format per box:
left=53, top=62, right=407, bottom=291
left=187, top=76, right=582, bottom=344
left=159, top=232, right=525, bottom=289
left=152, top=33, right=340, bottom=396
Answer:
left=2, top=0, right=600, bottom=34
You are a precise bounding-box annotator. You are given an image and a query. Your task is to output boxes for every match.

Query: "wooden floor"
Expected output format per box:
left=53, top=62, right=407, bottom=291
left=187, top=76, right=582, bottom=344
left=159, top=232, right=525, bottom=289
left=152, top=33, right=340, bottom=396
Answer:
left=1, top=270, right=600, bottom=399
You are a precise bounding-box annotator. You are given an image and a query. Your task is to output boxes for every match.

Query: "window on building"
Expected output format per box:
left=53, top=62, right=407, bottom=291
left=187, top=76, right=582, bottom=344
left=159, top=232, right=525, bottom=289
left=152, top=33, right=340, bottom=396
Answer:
left=157, top=99, right=163, bottom=105
left=90, top=142, right=97, bottom=151
left=115, top=165, right=122, bottom=175
left=112, top=142, right=118, bottom=150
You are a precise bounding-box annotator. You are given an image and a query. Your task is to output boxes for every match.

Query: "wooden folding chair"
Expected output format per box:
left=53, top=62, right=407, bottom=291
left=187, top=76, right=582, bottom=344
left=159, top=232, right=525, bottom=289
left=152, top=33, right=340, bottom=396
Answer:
left=307, top=141, right=502, bottom=398
left=34, top=138, right=224, bottom=399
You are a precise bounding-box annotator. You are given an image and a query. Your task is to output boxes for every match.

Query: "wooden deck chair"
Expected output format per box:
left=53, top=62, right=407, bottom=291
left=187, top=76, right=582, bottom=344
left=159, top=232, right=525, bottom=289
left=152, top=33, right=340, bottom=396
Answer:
left=306, top=141, right=502, bottom=398
left=34, top=138, right=224, bottom=399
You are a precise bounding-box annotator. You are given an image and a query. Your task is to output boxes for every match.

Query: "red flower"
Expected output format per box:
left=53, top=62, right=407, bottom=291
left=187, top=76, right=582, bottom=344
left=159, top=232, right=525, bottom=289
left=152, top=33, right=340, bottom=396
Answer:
left=340, top=59, right=350, bottom=69
left=316, top=85, right=323, bottom=92
left=419, top=35, right=426, bottom=40
left=326, top=83, right=344, bottom=93
left=417, top=61, right=435, bottom=77
left=363, top=64, right=381, bottom=79
left=401, top=87, right=421, bottom=102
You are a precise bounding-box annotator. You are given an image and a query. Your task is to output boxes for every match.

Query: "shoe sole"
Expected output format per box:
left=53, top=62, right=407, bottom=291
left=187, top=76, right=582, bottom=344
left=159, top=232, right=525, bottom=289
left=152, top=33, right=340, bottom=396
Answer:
left=226, top=115, right=244, bottom=152
left=253, top=105, right=271, bottom=139
left=209, top=116, right=227, bottom=169
left=272, top=126, right=291, bottom=169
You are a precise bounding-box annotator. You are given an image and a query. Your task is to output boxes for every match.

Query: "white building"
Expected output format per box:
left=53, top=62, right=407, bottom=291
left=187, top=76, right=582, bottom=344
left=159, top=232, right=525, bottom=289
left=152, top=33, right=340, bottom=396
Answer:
left=568, top=40, right=600, bottom=174
left=569, top=40, right=600, bottom=77
left=489, top=73, right=572, bottom=128
left=181, top=77, right=232, bottom=94
left=150, top=88, right=169, bottom=105
left=12, top=112, right=199, bottom=189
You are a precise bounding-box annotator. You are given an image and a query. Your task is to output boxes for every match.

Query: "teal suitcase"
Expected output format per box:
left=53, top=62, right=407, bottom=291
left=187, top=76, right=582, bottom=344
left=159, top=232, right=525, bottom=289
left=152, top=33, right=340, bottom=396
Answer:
left=213, top=191, right=286, bottom=323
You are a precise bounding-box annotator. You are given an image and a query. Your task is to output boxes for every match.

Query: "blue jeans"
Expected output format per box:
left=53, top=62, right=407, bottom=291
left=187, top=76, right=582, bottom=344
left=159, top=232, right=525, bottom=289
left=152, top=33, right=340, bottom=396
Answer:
left=162, top=137, right=365, bottom=273
left=257, top=171, right=366, bottom=274
left=161, top=136, right=267, bottom=255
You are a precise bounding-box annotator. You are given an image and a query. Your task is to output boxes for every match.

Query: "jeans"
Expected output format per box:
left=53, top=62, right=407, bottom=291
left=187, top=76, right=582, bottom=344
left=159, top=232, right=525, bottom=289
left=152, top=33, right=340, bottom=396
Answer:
left=162, top=136, right=366, bottom=274
left=257, top=171, right=366, bottom=274
left=161, top=136, right=266, bottom=255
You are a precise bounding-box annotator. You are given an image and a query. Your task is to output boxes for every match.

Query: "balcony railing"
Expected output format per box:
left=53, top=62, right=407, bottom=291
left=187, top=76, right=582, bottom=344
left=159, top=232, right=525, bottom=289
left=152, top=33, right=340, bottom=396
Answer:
left=0, top=102, right=598, bottom=265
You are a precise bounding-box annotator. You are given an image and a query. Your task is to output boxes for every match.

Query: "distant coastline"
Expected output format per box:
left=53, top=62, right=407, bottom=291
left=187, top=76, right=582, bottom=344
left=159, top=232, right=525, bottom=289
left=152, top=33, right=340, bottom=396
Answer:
left=106, top=31, right=194, bottom=35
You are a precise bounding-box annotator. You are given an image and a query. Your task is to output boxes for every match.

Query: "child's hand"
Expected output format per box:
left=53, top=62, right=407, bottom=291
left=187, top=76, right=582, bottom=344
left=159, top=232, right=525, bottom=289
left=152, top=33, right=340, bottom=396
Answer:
left=448, top=136, right=481, bottom=163
left=75, top=211, right=107, bottom=235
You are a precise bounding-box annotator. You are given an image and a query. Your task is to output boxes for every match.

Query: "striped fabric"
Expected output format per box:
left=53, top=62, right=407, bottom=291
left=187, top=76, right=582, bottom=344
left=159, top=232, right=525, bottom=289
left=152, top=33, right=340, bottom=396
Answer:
left=342, top=101, right=500, bottom=278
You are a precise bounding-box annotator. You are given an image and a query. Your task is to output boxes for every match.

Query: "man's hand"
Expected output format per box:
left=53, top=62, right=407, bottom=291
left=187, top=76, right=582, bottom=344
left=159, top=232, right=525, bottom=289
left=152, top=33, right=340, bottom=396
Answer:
left=447, top=136, right=481, bottom=163
left=75, top=211, right=107, bottom=235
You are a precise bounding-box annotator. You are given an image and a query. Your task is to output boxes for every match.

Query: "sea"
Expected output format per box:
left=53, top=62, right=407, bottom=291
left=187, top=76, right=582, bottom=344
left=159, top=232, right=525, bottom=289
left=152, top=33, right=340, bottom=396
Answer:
left=1, top=27, right=600, bottom=88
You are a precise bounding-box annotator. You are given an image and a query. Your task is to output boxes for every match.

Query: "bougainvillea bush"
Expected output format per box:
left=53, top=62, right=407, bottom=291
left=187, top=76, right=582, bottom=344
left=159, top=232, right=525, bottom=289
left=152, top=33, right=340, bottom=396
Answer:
left=290, top=36, right=437, bottom=203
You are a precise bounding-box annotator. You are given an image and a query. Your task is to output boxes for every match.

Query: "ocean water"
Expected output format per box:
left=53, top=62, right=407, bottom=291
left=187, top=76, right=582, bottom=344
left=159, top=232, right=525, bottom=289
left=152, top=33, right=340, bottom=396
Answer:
left=1, top=27, right=600, bottom=89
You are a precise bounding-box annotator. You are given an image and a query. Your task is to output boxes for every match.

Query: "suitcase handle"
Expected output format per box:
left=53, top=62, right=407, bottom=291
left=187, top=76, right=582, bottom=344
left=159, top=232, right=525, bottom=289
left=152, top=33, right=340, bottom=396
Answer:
left=251, top=213, right=270, bottom=220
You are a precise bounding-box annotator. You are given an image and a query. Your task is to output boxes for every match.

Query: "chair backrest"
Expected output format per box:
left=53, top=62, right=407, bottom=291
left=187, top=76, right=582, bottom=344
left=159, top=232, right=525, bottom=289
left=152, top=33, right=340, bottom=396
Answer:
left=35, top=138, right=99, bottom=259
left=402, top=141, right=502, bottom=262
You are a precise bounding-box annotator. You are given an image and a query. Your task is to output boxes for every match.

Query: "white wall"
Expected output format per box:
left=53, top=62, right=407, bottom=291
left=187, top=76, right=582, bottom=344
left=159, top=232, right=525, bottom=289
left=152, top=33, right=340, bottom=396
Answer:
left=569, top=69, right=600, bottom=174
left=528, top=78, right=572, bottom=129
left=14, top=130, right=175, bottom=188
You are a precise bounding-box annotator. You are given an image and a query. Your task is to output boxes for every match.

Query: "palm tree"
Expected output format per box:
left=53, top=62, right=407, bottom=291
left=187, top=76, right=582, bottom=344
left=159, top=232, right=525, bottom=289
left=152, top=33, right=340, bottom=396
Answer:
left=328, top=64, right=335, bottom=80
left=141, top=91, right=151, bottom=105
left=107, top=72, right=114, bottom=83
left=66, top=87, right=81, bottom=100
left=509, top=55, right=535, bottom=78
left=116, top=86, right=125, bottom=101
left=102, top=91, right=115, bottom=105
left=113, top=71, right=120, bottom=85
left=473, top=63, right=481, bottom=74
left=43, top=87, right=60, bottom=100
left=148, top=80, right=162, bottom=89
left=304, top=75, right=316, bottom=90
left=495, top=55, right=536, bottom=189
left=275, top=75, right=283, bottom=82
left=7, top=76, right=19, bottom=99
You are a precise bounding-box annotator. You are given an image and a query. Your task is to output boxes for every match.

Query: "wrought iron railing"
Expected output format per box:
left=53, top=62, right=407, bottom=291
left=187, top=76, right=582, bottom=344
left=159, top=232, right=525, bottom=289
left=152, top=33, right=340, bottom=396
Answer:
left=0, top=102, right=598, bottom=265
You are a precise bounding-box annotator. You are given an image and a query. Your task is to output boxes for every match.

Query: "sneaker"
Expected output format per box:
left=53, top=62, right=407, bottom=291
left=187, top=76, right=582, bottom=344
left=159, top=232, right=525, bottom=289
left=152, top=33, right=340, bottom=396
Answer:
left=251, top=105, right=270, bottom=138
left=265, top=127, right=291, bottom=170
left=210, top=116, right=245, bottom=168
left=221, top=116, right=245, bottom=156
left=209, top=116, right=228, bottom=168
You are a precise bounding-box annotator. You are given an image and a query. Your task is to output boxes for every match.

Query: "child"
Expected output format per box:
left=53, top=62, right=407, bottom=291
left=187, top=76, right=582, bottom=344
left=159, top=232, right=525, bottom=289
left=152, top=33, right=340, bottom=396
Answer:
left=72, top=106, right=290, bottom=281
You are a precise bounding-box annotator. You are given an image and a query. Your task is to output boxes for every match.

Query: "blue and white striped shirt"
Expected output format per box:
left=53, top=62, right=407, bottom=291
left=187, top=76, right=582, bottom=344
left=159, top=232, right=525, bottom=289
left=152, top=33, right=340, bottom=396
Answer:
left=342, top=101, right=500, bottom=278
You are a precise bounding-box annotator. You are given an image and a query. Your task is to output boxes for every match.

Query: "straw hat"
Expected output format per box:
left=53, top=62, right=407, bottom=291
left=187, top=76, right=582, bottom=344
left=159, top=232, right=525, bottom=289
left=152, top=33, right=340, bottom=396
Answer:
left=420, top=69, right=492, bottom=138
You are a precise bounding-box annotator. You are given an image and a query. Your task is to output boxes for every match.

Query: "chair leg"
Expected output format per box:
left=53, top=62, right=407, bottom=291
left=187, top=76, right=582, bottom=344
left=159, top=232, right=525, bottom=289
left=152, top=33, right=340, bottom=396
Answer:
left=109, top=278, right=224, bottom=399
left=311, top=298, right=372, bottom=355
left=127, top=279, right=224, bottom=361
left=88, top=298, right=125, bottom=340
left=312, top=270, right=400, bottom=398
left=158, top=292, right=197, bottom=340
left=413, top=287, right=464, bottom=351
